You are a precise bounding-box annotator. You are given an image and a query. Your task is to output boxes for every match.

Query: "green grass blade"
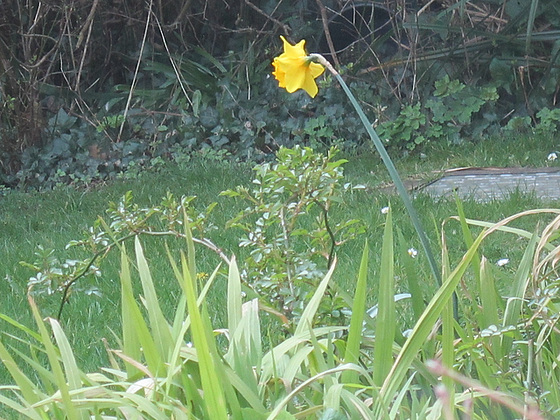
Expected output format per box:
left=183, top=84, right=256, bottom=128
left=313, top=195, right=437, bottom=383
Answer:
left=0, top=313, right=43, bottom=342
left=479, top=257, right=503, bottom=361
left=267, top=364, right=365, bottom=420
left=180, top=251, right=228, bottom=420
left=397, top=229, right=425, bottom=321
left=134, top=236, right=173, bottom=362
left=340, top=388, right=375, bottom=419
left=48, top=318, right=87, bottom=419
left=261, top=326, right=346, bottom=383
left=0, top=390, right=45, bottom=420
left=440, top=229, right=455, bottom=412
left=500, top=230, right=538, bottom=359
left=294, top=259, right=336, bottom=337
left=119, top=244, right=141, bottom=378
left=227, top=255, right=242, bottom=336
left=28, top=295, right=79, bottom=419
left=225, top=299, right=262, bottom=397
left=342, top=240, right=369, bottom=384
left=0, top=340, right=45, bottom=410
left=387, top=373, right=418, bottom=419
left=223, top=363, right=266, bottom=413
left=183, top=209, right=197, bottom=284
left=455, top=196, right=482, bottom=311
left=373, top=209, right=395, bottom=386
left=324, top=383, right=344, bottom=414
left=120, top=244, right=163, bottom=376
left=165, top=263, right=221, bottom=383
left=526, top=0, right=540, bottom=54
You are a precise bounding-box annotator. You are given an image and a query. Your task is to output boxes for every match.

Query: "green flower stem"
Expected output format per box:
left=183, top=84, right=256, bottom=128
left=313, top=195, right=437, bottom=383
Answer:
left=310, top=54, right=441, bottom=286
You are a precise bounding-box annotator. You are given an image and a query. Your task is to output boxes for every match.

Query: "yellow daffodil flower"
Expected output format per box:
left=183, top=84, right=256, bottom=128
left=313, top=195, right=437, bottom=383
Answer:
left=272, top=36, right=325, bottom=98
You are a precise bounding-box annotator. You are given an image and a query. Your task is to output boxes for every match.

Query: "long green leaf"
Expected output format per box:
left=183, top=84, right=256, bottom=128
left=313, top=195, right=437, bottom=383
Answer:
left=0, top=313, right=43, bottom=342
left=526, top=0, right=540, bottom=54
left=373, top=209, right=395, bottom=386
left=440, top=227, right=455, bottom=413
left=294, top=260, right=336, bottom=337
left=342, top=240, right=369, bottom=384
left=397, top=230, right=424, bottom=321
left=260, top=326, right=346, bottom=383
left=223, top=363, right=267, bottom=413
left=119, top=245, right=142, bottom=378
left=455, top=196, right=482, bottom=317
left=225, top=299, right=262, bottom=397
left=227, top=255, right=242, bottom=336
left=328, top=69, right=440, bottom=287
left=165, top=262, right=221, bottom=396
left=48, top=318, right=87, bottom=419
left=28, top=295, right=79, bottom=419
left=183, top=208, right=197, bottom=285
left=500, top=230, right=538, bottom=359
left=479, top=257, right=502, bottom=361
left=120, top=244, right=163, bottom=376
left=0, top=340, right=45, bottom=412
left=134, top=237, right=173, bottom=361
left=180, top=251, right=228, bottom=420
left=267, top=364, right=365, bottom=420
left=0, top=390, right=45, bottom=420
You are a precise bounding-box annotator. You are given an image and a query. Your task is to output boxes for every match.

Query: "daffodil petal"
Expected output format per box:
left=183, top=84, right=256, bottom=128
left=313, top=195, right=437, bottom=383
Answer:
left=301, top=74, right=319, bottom=97
left=285, top=68, right=306, bottom=93
left=281, top=36, right=306, bottom=58
left=309, top=62, right=325, bottom=78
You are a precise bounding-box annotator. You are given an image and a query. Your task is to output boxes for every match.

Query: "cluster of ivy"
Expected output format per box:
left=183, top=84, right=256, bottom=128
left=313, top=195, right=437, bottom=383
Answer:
left=6, top=67, right=560, bottom=191
left=377, top=76, right=501, bottom=150
left=2, top=70, right=373, bottom=189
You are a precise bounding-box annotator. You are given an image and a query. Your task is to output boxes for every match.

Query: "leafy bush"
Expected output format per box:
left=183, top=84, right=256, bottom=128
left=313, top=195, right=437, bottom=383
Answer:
left=222, top=146, right=365, bottom=323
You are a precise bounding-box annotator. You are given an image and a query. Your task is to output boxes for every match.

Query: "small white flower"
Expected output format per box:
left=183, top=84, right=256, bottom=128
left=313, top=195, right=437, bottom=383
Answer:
left=547, top=152, right=558, bottom=161
left=381, top=206, right=390, bottom=214
left=496, top=258, right=509, bottom=267
left=408, top=248, right=418, bottom=258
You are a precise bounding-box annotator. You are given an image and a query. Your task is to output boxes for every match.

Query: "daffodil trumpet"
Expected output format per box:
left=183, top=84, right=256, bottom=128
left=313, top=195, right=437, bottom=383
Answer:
left=272, top=37, right=441, bottom=286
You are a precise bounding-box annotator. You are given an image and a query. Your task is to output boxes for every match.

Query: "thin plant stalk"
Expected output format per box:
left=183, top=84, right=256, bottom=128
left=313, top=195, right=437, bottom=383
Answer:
left=310, top=53, right=441, bottom=286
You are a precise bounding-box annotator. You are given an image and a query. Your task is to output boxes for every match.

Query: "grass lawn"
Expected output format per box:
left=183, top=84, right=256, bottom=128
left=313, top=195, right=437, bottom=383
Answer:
left=1, top=132, right=559, bottom=382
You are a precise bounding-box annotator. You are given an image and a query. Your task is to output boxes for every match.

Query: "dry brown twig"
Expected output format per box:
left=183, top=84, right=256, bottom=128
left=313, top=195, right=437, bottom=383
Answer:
left=244, top=0, right=291, bottom=35
left=315, top=0, right=340, bottom=68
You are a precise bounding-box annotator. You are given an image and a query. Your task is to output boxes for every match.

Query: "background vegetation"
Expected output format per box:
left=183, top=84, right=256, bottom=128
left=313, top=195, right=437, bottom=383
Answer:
left=1, top=0, right=560, bottom=189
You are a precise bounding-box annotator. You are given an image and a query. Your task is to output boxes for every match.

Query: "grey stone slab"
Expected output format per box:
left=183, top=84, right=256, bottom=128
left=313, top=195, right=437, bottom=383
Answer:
left=418, top=168, right=560, bottom=201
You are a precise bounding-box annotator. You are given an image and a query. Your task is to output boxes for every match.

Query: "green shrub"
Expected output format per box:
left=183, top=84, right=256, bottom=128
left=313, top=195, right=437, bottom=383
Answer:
left=222, top=146, right=365, bottom=324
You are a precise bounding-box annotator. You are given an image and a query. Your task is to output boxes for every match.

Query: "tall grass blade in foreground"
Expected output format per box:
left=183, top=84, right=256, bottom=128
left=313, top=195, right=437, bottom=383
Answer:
left=179, top=249, right=229, bottom=419
left=342, top=240, right=368, bottom=384
left=372, top=207, right=395, bottom=387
